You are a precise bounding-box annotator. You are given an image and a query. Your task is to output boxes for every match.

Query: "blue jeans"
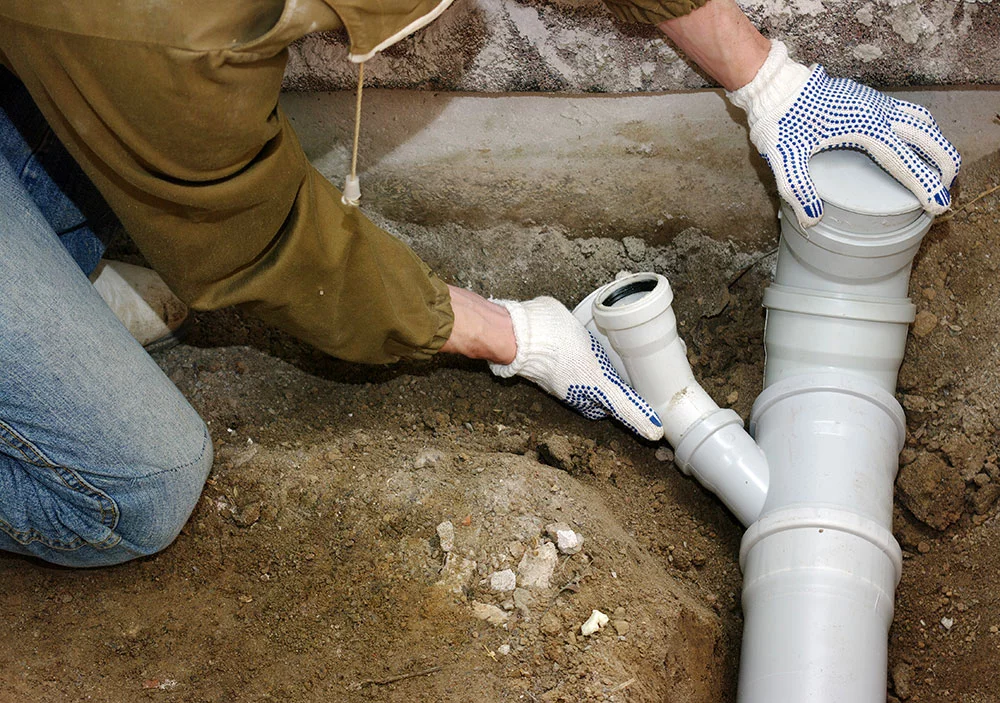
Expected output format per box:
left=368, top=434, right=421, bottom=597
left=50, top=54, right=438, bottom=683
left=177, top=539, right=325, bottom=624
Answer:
left=0, top=130, right=212, bottom=568
left=0, top=68, right=109, bottom=275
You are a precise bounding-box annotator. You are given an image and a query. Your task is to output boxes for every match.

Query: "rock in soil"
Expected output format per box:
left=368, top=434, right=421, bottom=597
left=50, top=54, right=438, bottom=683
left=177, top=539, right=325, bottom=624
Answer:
left=896, top=451, right=965, bottom=531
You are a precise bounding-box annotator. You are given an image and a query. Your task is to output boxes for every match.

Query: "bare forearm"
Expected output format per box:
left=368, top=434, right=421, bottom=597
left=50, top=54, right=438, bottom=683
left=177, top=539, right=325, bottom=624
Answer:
left=658, top=0, right=770, bottom=91
left=439, top=285, right=516, bottom=364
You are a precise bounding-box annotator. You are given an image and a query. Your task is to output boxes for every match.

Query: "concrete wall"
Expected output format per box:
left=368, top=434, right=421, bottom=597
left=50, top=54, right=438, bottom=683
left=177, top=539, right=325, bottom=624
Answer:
left=282, top=87, right=999, bottom=259
left=283, top=0, right=999, bottom=93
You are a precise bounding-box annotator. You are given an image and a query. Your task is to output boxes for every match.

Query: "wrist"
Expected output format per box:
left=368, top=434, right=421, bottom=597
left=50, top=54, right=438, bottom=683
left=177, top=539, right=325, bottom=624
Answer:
left=487, top=298, right=564, bottom=384
left=488, top=300, right=529, bottom=378
left=441, top=286, right=517, bottom=363
left=727, top=40, right=812, bottom=127
left=658, top=0, right=771, bottom=91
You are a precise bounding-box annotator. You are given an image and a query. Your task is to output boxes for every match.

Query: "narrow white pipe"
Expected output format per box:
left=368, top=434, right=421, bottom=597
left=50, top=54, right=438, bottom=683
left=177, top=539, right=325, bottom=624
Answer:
left=573, top=273, right=768, bottom=526
left=589, top=274, right=715, bottom=445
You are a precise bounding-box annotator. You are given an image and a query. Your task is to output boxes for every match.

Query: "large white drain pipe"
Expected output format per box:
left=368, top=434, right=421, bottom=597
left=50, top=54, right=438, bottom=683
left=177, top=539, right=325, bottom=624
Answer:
left=573, top=150, right=932, bottom=702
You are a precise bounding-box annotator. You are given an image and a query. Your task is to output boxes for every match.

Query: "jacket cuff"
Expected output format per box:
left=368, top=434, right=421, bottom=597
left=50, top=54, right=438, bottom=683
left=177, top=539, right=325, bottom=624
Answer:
left=327, top=0, right=458, bottom=63
left=383, top=271, right=455, bottom=362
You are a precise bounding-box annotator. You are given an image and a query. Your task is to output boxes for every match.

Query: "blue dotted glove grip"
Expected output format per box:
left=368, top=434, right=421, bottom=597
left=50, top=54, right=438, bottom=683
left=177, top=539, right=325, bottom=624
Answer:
left=564, top=334, right=662, bottom=436
left=752, top=64, right=961, bottom=226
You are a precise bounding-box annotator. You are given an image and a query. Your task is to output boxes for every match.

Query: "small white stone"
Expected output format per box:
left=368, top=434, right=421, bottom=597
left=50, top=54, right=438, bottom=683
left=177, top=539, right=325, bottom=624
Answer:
left=490, top=569, right=517, bottom=592
left=581, top=609, right=609, bottom=636
left=855, top=3, right=874, bottom=26
left=941, top=616, right=955, bottom=631
left=654, top=445, right=674, bottom=462
left=497, top=644, right=511, bottom=656
left=517, top=542, right=559, bottom=589
left=545, top=522, right=584, bottom=555
left=556, top=530, right=583, bottom=555
left=436, top=521, right=455, bottom=553
left=471, top=601, right=509, bottom=626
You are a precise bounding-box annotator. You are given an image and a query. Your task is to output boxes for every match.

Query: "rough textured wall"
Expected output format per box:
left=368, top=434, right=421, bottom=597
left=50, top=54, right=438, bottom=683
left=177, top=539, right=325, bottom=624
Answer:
left=283, top=0, right=999, bottom=92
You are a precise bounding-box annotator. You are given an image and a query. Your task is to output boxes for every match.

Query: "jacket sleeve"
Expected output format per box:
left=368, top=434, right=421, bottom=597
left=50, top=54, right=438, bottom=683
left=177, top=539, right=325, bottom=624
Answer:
left=602, top=0, right=711, bottom=24
left=0, top=15, right=454, bottom=365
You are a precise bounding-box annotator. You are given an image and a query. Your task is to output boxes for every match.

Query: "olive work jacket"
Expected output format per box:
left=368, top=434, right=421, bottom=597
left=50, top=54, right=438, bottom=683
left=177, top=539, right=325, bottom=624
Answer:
left=0, top=0, right=708, bottom=364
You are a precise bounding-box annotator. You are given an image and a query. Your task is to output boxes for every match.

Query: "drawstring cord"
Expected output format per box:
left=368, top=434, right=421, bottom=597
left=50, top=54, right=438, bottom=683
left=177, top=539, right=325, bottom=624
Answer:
left=342, top=62, right=364, bottom=206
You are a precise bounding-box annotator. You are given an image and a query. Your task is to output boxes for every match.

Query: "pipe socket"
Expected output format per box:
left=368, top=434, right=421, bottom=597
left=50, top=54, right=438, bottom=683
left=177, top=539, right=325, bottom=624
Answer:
left=573, top=273, right=768, bottom=526
left=763, top=152, right=932, bottom=392
left=738, top=506, right=902, bottom=703
left=762, top=285, right=915, bottom=392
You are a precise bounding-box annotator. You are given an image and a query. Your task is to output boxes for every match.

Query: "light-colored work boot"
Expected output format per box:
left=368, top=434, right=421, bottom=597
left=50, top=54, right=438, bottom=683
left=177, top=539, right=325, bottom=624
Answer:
left=90, top=259, right=189, bottom=352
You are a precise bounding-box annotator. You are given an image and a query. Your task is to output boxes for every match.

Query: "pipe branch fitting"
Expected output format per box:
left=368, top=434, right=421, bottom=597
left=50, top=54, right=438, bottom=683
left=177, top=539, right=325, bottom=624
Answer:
left=750, top=372, right=906, bottom=525
left=738, top=150, right=925, bottom=703
left=574, top=273, right=768, bottom=526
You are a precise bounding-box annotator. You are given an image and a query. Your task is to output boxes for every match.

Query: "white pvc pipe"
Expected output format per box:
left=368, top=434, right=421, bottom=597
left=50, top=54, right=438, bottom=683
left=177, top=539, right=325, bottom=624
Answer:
left=740, top=373, right=907, bottom=700
left=750, top=373, right=906, bottom=525
left=738, top=506, right=902, bottom=703
left=573, top=273, right=768, bottom=526
left=573, top=150, right=935, bottom=703
left=761, top=285, right=915, bottom=392
left=772, top=149, right=930, bottom=299
left=738, top=150, right=933, bottom=703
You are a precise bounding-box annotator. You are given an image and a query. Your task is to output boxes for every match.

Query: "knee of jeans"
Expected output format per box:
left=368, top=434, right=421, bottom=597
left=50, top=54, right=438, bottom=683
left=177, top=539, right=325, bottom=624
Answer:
left=116, top=420, right=214, bottom=559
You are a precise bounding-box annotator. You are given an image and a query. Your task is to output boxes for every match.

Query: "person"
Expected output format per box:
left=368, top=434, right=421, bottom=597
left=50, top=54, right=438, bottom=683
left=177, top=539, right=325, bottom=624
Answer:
left=0, top=72, right=191, bottom=352
left=0, top=0, right=959, bottom=567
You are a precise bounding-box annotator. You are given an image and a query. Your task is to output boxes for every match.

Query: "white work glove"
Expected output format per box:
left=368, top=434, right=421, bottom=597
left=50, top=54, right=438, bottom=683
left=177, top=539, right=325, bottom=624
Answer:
left=728, top=41, right=961, bottom=228
left=489, top=297, right=663, bottom=441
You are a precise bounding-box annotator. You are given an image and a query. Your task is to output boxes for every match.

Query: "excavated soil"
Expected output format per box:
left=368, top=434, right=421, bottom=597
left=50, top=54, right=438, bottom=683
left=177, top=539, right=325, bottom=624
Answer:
left=1, top=148, right=999, bottom=702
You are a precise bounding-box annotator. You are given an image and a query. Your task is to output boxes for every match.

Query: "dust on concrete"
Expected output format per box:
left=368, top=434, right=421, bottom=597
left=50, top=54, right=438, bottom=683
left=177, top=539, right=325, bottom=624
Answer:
left=1, top=151, right=999, bottom=701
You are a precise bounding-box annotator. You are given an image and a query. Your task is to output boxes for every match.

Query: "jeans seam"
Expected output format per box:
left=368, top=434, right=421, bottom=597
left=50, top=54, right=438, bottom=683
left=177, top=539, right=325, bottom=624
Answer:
left=0, top=419, right=122, bottom=551
left=129, top=425, right=211, bottom=482
left=16, top=126, right=52, bottom=186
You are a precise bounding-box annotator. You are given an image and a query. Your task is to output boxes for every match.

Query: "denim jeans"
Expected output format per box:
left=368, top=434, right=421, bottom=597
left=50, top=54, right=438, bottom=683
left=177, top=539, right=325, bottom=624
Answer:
left=0, top=68, right=110, bottom=276
left=0, top=128, right=212, bottom=568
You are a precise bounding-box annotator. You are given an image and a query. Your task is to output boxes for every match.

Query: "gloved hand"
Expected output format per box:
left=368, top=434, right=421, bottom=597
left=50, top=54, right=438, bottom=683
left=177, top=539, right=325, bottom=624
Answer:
left=728, top=41, right=961, bottom=228
left=488, top=297, right=663, bottom=441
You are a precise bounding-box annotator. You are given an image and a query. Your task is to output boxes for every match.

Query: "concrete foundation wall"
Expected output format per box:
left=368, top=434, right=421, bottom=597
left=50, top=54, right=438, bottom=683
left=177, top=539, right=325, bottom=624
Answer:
left=283, top=0, right=999, bottom=93
left=282, top=87, right=999, bottom=258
